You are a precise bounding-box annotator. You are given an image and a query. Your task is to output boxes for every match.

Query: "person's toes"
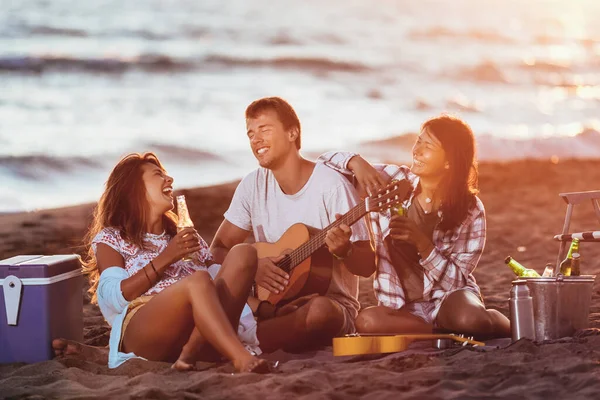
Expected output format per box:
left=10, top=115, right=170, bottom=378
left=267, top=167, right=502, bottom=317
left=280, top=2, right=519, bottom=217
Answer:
left=52, top=338, right=68, bottom=357
left=244, top=358, right=270, bottom=374
left=172, top=359, right=195, bottom=371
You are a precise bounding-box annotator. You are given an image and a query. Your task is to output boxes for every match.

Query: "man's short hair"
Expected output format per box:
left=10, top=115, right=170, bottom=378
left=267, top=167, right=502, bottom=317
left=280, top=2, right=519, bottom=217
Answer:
left=245, top=97, right=301, bottom=149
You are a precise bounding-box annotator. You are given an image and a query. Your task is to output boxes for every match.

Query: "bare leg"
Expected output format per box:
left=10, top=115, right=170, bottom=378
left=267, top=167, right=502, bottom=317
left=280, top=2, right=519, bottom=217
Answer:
left=51, top=338, right=108, bottom=364
left=174, top=244, right=258, bottom=370
left=355, top=306, right=432, bottom=334
left=122, top=270, right=266, bottom=373
left=257, top=296, right=346, bottom=353
left=436, top=289, right=510, bottom=337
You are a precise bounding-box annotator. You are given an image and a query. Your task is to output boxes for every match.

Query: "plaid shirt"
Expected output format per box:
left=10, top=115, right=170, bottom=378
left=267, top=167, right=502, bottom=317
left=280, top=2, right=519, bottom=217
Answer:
left=318, top=152, right=484, bottom=314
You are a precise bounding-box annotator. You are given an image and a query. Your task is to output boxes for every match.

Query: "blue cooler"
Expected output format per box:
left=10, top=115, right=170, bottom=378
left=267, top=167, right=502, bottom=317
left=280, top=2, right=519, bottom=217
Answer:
left=0, top=255, right=83, bottom=363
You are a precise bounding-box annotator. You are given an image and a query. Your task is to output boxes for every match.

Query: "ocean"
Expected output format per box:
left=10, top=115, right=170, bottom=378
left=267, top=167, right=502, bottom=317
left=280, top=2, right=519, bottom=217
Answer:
left=1, top=0, right=600, bottom=212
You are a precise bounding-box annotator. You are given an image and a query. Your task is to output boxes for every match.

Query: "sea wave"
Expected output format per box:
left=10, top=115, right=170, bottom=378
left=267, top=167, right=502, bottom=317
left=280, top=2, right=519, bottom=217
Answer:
left=144, top=143, right=223, bottom=162
left=408, top=27, right=515, bottom=44
left=28, top=25, right=88, bottom=37
left=449, top=61, right=510, bottom=84
left=0, top=53, right=371, bottom=75
left=0, top=54, right=195, bottom=74
left=357, top=129, right=600, bottom=162
left=204, top=55, right=370, bottom=73
left=0, top=155, right=101, bottom=180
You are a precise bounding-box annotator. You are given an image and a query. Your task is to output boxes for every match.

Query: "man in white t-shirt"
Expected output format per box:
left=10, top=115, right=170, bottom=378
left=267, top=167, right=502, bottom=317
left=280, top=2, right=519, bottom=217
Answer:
left=210, top=97, right=376, bottom=352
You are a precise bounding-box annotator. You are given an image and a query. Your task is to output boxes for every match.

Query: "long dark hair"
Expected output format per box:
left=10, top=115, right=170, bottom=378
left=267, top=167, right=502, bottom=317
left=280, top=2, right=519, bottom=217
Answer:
left=82, top=152, right=178, bottom=303
left=422, top=115, right=479, bottom=232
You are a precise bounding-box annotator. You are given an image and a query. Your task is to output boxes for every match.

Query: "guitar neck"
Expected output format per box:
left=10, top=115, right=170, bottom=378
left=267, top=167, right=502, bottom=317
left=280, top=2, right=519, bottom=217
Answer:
left=346, top=333, right=485, bottom=346
left=282, top=201, right=367, bottom=271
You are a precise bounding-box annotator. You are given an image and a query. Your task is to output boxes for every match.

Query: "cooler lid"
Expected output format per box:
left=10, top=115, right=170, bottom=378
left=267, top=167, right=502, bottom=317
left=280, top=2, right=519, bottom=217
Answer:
left=0, top=255, right=81, bottom=279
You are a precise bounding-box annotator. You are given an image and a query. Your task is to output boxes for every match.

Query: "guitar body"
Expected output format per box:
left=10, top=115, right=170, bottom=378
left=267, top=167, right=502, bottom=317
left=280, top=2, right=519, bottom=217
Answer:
left=332, top=334, right=485, bottom=356
left=254, top=223, right=333, bottom=305
left=252, top=179, right=412, bottom=306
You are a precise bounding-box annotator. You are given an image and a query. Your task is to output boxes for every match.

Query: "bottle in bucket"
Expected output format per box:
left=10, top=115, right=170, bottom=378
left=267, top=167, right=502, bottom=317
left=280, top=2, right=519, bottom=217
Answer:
left=541, top=263, right=554, bottom=277
left=509, top=280, right=536, bottom=341
left=559, top=238, right=580, bottom=276
left=505, top=256, right=541, bottom=278
left=176, top=195, right=194, bottom=262
left=571, top=252, right=581, bottom=276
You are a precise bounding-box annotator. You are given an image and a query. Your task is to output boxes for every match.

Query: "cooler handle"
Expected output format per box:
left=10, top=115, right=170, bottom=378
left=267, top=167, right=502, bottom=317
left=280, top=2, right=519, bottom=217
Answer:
left=3, top=275, right=22, bottom=326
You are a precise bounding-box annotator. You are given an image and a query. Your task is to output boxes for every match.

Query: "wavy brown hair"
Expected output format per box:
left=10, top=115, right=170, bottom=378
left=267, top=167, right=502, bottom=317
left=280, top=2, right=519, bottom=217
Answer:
left=82, top=152, right=177, bottom=303
left=422, top=115, right=479, bottom=232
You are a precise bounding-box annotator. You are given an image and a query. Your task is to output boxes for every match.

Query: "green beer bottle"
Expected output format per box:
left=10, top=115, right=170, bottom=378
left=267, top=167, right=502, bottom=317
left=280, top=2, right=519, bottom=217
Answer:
left=504, top=256, right=541, bottom=278
left=559, top=238, right=580, bottom=276
left=392, top=204, right=407, bottom=217
left=571, top=252, right=581, bottom=276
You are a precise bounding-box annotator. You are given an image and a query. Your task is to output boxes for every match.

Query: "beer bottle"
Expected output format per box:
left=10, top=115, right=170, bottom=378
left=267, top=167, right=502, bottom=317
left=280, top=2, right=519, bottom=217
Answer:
left=392, top=204, right=407, bottom=217
left=571, top=252, right=581, bottom=276
left=176, top=195, right=195, bottom=262
left=505, top=256, right=541, bottom=278
left=542, top=263, right=554, bottom=277
left=559, top=238, right=580, bottom=276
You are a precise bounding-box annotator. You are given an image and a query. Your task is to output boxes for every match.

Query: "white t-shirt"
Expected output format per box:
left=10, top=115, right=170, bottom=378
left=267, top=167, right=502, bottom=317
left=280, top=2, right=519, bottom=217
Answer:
left=224, top=162, right=369, bottom=318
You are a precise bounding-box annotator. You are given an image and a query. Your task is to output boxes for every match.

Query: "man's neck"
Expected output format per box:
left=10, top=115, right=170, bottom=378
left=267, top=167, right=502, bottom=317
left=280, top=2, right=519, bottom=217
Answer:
left=271, top=154, right=315, bottom=195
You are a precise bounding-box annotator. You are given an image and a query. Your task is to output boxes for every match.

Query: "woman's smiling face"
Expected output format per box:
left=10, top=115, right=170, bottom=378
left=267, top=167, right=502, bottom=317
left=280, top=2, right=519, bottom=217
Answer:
left=410, top=128, right=448, bottom=178
left=141, top=163, right=174, bottom=215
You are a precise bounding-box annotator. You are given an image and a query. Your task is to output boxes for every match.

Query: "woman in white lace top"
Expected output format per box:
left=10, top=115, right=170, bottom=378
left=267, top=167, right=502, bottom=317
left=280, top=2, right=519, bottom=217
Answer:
left=82, top=152, right=268, bottom=373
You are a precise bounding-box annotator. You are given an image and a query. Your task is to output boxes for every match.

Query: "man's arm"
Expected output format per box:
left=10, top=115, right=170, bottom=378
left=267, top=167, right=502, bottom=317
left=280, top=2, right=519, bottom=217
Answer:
left=210, top=219, right=251, bottom=264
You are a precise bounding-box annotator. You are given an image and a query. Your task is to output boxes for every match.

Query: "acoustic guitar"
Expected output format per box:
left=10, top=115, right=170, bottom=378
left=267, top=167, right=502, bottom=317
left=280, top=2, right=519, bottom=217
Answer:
left=333, top=333, right=485, bottom=356
left=254, top=179, right=412, bottom=305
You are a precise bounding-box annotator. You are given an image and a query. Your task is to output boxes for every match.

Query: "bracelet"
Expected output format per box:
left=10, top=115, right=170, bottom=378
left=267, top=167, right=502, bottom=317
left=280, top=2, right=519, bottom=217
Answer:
left=332, top=243, right=354, bottom=261
left=142, top=266, right=153, bottom=285
left=149, top=260, right=158, bottom=277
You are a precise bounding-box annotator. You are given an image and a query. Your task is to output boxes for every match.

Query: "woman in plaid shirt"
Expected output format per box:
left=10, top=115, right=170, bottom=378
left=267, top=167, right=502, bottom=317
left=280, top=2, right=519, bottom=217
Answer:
left=320, top=115, right=510, bottom=337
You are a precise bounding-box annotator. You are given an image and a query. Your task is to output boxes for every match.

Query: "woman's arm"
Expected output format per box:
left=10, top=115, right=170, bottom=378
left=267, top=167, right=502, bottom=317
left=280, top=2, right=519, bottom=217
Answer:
left=420, top=207, right=486, bottom=294
left=96, top=227, right=202, bottom=301
left=339, top=240, right=377, bottom=277
left=319, top=152, right=406, bottom=198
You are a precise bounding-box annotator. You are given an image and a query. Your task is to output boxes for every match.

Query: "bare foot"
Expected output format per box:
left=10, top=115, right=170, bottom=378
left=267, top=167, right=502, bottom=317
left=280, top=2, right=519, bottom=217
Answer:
left=52, top=338, right=108, bottom=365
left=171, top=358, right=196, bottom=371
left=234, top=355, right=270, bottom=374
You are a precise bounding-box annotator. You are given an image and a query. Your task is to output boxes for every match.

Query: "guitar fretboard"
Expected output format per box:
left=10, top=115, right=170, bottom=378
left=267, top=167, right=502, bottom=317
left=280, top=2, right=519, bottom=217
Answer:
left=278, top=201, right=367, bottom=272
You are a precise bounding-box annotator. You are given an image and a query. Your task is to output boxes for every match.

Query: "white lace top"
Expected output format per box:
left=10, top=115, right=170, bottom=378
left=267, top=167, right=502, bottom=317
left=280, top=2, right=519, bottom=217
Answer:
left=92, top=227, right=214, bottom=295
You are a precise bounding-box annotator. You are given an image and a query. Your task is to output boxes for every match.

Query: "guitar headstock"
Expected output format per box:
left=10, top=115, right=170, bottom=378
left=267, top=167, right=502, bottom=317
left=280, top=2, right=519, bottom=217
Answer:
left=446, top=333, right=485, bottom=347
left=365, top=179, right=412, bottom=213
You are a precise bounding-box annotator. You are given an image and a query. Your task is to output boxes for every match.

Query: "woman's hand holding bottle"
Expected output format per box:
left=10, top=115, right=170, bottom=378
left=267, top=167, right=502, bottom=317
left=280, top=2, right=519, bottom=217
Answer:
left=389, top=215, right=434, bottom=257
left=162, top=227, right=201, bottom=265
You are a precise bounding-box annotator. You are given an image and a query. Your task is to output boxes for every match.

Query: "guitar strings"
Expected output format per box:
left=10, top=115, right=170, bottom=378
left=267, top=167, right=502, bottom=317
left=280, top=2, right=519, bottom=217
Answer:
left=276, top=183, right=404, bottom=272
left=277, top=185, right=406, bottom=272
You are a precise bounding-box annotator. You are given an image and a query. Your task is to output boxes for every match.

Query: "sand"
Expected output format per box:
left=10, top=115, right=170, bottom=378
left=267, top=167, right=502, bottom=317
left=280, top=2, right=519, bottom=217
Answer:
left=2, top=159, right=600, bottom=399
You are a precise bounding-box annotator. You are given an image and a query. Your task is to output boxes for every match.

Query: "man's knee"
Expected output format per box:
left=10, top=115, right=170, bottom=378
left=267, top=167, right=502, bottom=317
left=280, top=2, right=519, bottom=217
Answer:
left=228, top=244, right=258, bottom=274
left=304, top=296, right=344, bottom=334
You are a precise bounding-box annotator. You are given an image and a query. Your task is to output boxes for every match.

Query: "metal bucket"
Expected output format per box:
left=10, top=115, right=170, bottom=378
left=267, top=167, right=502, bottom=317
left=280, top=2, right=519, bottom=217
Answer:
left=524, top=275, right=595, bottom=341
